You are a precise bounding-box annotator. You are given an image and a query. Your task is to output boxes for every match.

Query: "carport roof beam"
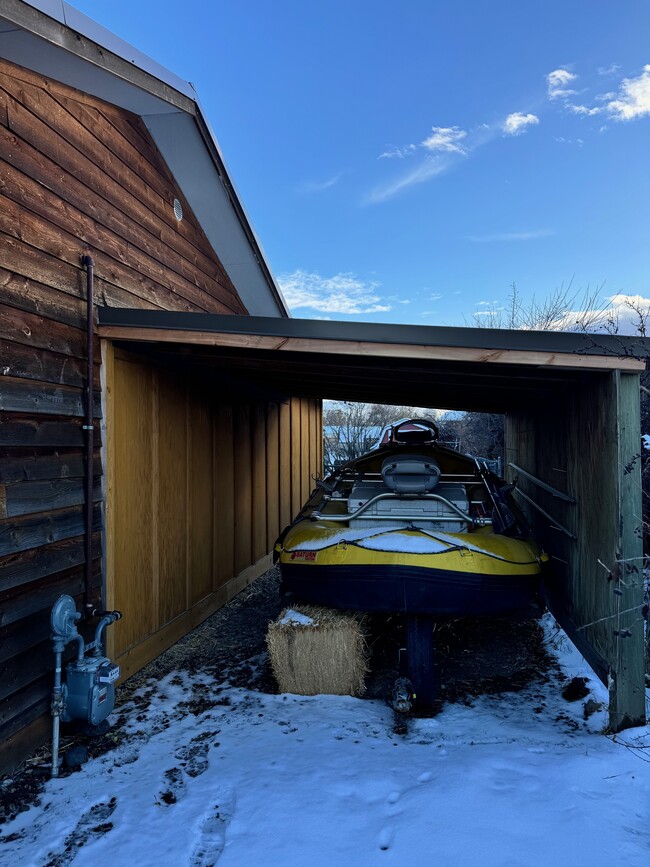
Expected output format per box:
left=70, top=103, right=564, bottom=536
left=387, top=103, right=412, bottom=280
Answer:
left=97, top=309, right=649, bottom=372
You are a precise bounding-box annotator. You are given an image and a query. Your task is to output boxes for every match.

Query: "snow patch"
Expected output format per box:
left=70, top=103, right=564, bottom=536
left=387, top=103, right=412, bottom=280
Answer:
left=280, top=609, right=317, bottom=626
left=1, top=618, right=649, bottom=866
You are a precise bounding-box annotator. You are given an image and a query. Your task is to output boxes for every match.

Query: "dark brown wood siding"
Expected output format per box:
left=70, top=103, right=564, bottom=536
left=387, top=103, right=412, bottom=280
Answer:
left=0, top=56, right=249, bottom=772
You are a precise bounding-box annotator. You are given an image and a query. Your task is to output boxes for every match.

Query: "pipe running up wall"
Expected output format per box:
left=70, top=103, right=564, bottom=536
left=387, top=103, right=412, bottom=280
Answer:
left=81, top=255, right=95, bottom=615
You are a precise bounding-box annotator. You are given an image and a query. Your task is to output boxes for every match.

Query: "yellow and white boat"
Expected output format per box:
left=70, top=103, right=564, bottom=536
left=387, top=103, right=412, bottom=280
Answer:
left=275, top=419, right=547, bottom=616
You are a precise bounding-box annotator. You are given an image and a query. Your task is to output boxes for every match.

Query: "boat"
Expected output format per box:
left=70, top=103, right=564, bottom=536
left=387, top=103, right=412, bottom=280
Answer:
left=274, top=418, right=547, bottom=618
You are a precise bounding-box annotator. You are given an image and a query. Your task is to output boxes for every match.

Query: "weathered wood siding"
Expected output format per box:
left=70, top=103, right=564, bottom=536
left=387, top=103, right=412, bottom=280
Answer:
left=505, top=370, right=645, bottom=730
left=105, top=347, right=322, bottom=681
left=0, top=55, right=249, bottom=771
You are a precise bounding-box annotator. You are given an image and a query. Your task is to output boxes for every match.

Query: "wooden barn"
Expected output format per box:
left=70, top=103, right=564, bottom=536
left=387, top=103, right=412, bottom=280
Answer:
left=1, top=1, right=648, bottom=774
left=0, top=0, right=321, bottom=771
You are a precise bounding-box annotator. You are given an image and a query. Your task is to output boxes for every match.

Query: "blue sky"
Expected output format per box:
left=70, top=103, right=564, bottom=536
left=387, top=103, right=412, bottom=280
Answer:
left=70, top=1, right=650, bottom=327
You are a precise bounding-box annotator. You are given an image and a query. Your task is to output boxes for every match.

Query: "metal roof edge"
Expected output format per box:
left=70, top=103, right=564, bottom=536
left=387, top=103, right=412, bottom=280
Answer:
left=96, top=308, right=650, bottom=360
left=1, top=0, right=289, bottom=318
left=0, top=0, right=196, bottom=109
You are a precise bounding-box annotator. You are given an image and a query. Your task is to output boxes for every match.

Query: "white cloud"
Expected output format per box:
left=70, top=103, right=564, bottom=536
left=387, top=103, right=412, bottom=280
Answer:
left=378, top=144, right=417, bottom=159
left=466, top=228, right=555, bottom=243
left=421, top=126, right=468, bottom=154
left=557, top=65, right=650, bottom=124
left=606, top=64, right=650, bottom=120
left=547, top=68, right=578, bottom=100
left=549, top=293, right=650, bottom=335
left=277, top=270, right=391, bottom=315
left=369, top=126, right=468, bottom=201
left=474, top=308, right=505, bottom=316
left=297, top=173, right=343, bottom=193
left=598, top=63, right=620, bottom=76
left=602, top=293, right=650, bottom=334
left=365, top=156, right=455, bottom=204
left=554, top=136, right=584, bottom=147
left=567, top=103, right=602, bottom=116
left=502, top=112, right=539, bottom=135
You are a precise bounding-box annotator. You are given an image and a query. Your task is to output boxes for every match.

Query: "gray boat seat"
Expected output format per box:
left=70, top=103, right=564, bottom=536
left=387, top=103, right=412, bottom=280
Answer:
left=381, top=454, right=441, bottom=494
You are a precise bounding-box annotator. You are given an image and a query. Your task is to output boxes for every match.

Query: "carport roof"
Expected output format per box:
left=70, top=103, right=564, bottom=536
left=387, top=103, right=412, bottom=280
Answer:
left=98, top=308, right=650, bottom=414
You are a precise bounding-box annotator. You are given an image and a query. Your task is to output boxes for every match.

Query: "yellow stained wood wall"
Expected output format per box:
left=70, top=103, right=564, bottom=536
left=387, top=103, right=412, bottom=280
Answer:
left=105, top=346, right=322, bottom=679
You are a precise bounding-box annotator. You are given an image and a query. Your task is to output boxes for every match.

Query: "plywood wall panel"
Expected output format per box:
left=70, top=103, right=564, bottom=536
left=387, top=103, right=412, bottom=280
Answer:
left=290, top=398, right=301, bottom=518
left=252, top=403, right=267, bottom=563
left=265, top=401, right=280, bottom=549
left=111, top=356, right=155, bottom=657
left=189, top=398, right=213, bottom=606
left=278, top=401, right=292, bottom=529
left=214, top=404, right=235, bottom=587
left=233, top=404, right=252, bottom=576
left=300, top=400, right=310, bottom=505
left=157, top=377, right=188, bottom=625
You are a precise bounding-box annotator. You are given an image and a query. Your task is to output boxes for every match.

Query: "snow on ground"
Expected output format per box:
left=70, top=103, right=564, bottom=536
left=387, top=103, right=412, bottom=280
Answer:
left=1, top=617, right=649, bottom=867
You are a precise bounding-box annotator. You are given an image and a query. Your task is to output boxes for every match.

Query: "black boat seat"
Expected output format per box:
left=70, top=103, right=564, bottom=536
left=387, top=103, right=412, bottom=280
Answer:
left=381, top=454, right=441, bottom=494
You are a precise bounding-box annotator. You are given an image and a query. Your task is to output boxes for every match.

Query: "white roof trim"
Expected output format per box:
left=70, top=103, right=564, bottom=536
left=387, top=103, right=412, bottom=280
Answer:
left=0, top=0, right=289, bottom=317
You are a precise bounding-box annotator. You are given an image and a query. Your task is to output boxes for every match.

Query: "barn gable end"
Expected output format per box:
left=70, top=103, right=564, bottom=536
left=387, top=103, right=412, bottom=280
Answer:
left=0, top=3, right=310, bottom=773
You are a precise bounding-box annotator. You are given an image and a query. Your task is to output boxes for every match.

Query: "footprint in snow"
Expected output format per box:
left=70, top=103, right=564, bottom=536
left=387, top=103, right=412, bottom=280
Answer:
left=157, top=766, right=186, bottom=805
left=42, top=797, right=117, bottom=866
left=190, top=790, right=236, bottom=866
left=113, top=746, right=139, bottom=767
left=378, top=827, right=394, bottom=851
left=175, top=740, right=213, bottom=779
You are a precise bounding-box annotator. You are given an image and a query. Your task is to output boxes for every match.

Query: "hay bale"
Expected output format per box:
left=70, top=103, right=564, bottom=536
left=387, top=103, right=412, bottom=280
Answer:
left=267, top=605, right=367, bottom=697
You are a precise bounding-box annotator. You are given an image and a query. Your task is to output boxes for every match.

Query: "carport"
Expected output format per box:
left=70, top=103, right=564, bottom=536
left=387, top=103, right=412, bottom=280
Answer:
left=98, top=308, right=649, bottom=731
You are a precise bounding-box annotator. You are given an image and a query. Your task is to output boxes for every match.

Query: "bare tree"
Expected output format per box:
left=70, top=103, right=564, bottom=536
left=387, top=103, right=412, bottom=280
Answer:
left=323, top=402, right=451, bottom=472
left=454, top=412, right=505, bottom=462
left=468, top=280, right=608, bottom=332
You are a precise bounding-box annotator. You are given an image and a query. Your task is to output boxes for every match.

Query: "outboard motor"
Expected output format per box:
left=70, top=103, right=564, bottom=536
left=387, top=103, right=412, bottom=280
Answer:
left=50, top=595, right=122, bottom=776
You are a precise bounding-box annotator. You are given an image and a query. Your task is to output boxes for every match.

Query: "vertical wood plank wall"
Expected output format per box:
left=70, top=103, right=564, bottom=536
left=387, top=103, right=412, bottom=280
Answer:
left=105, top=347, right=322, bottom=681
left=505, top=370, right=645, bottom=730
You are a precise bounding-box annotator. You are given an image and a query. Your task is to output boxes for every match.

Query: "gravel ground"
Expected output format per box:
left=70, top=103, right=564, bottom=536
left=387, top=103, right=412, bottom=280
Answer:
left=0, top=567, right=555, bottom=825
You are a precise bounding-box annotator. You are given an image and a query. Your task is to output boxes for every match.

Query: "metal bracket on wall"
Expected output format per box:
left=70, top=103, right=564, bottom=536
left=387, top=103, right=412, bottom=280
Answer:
left=508, top=463, right=576, bottom=503
left=513, top=487, right=577, bottom=540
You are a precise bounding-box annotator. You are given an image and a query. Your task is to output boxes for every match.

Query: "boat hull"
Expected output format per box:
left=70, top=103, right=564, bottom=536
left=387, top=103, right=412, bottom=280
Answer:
left=277, top=522, right=543, bottom=616
left=280, top=561, right=541, bottom=616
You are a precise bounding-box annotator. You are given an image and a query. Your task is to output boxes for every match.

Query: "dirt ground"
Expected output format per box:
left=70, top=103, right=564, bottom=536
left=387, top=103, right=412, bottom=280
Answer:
left=0, top=567, right=559, bottom=826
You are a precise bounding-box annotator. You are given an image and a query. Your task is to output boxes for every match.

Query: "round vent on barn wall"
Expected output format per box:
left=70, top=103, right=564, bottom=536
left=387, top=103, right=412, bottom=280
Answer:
left=173, top=198, right=183, bottom=221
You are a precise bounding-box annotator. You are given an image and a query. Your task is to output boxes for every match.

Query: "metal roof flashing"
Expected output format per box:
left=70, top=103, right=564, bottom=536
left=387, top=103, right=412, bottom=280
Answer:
left=96, top=308, right=650, bottom=363
left=0, top=0, right=289, bottom=317
left=96, top=309, right=650, bottom=413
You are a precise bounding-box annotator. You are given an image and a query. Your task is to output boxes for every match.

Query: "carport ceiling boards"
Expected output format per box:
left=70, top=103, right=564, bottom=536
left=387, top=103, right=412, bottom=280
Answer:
left=97, top=309, right=649, bottom=415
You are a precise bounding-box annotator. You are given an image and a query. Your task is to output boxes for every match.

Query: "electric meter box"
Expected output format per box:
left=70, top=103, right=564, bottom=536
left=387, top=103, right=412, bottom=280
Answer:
left=61, top=656, right=120, bottom=725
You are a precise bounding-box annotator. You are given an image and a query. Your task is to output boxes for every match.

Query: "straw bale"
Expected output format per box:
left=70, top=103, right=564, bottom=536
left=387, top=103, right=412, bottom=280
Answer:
left=267, top=605, right=368, bottom=697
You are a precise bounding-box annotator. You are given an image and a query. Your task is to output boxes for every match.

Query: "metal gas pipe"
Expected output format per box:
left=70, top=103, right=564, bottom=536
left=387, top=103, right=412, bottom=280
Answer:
left=50, top=595, right=122, bottom=777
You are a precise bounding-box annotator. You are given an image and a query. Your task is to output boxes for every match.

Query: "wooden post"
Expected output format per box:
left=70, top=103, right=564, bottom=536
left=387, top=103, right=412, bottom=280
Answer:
left=609, top=371, right=645, bottom=730
left=505, top=371, right=645, bottom=730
